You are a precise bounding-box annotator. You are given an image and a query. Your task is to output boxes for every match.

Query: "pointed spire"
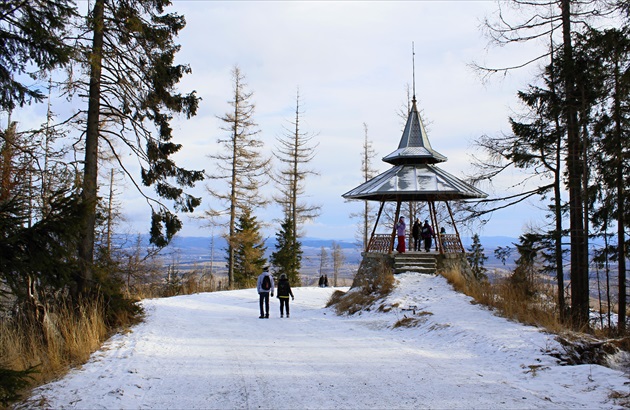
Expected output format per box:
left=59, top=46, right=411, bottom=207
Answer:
left=382, top=98, right=447, bottom=165
left=382, top=43, right=446, bottom=165
left=412, top=41, right=416, bottom=103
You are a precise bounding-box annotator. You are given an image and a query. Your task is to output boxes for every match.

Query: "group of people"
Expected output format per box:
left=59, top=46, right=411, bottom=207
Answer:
left=396, top=216, right=440, bottom=253
left=318, top=274, right=329, bottom=288
left=256, top=266, right=294, bottom=319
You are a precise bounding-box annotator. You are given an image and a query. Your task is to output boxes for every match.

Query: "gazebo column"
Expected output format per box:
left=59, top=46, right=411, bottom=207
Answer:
left=428, top=201, right=441, bottom=253
left=367, top=201, right=385, bottom=252
left=446, top=201, right=465, bottom=253
left=389, top=200, right=402, bottom=253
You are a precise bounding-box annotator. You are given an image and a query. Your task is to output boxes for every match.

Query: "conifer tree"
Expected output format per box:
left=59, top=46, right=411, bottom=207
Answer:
left=72, top=0, right=203, bottom=296
left=511, top=232, right=543, bottom=298
left=270, top=215, right=302, bottom=286
left=584, top=27, right=630, bottom=332
left=0, top=0, right=76, bottom=111
left=232, top=207, right=267, bottom=289
left=472, top=0, right=621, bottom=328
left=470, top=58, right=571, bottom=316
left=466, top=234, right=488, bottom=281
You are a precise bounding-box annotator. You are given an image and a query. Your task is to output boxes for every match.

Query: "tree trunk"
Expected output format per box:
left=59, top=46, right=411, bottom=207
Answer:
left=561, top=0, right=589, bottom=329
left=613, top=53, right=626, bottom=332
left=78, top=0, right=104, bottom=296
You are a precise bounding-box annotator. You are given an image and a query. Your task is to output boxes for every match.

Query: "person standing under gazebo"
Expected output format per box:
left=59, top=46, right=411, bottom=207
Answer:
left=412, top=219, right=421, bottom=251
left=396, top=216, right=406, bottom=253
left=421, top=220, right=434, bottom=252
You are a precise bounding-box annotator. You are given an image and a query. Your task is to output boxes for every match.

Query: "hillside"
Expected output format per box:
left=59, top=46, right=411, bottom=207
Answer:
left=24, top=273, right=628, bottom=409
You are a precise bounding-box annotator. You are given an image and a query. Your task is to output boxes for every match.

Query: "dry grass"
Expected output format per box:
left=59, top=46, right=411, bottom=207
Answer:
left=609, top=390, right=630, bottom=408
left=392, top=311, right=433, bottom=329
left=441, top=268, right=563, bottom=333
left=326, top=289, right=378, bottom=315
left=327, top=259, right=395, bottom=316
left=1, top=300, right=111, bottom=402
left=126, top=270, right=219, bottom=300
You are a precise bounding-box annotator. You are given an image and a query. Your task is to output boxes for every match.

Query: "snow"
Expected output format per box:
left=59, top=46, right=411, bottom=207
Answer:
left=26, top=273, right=629, bottom=409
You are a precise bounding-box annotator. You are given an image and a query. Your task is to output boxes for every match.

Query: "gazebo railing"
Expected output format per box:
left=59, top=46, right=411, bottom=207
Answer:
left=439, top=233, right=464, bottom=253
left=367, top=233, right=393, bottom=253
left=366, top=233, right=464, bottom=254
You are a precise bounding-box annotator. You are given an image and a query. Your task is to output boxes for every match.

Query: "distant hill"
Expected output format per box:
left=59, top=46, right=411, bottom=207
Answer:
left=114, top=234, right=519, bottom=267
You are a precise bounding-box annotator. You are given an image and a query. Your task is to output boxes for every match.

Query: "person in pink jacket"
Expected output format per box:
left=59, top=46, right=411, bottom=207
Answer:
left=396, top=216, right=406, bottom=253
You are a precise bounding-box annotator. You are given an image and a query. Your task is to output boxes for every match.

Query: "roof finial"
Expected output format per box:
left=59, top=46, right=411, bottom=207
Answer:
left=412, top=41, right=416, bottom=104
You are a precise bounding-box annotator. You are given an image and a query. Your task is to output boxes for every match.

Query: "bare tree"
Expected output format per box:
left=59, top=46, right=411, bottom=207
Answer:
left=205, top=66, right=271, bottom=288
left=350, top=123, right=378, bottom=251
left=318, top=246, right=328, bottom=279
left=273, top=88, right=320, bottom=238
left=332, top=241, right=345, bottom=287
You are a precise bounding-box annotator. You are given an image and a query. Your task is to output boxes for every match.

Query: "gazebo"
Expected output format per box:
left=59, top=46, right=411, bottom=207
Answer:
left=343, top=96, right=487, bottom=255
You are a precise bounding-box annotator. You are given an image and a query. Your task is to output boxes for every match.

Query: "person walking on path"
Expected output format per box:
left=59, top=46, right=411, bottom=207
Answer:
left=421, top=220, right=434, bottom=252
left=257, top=266, right=274, bottom=319
left=276, top=273, right=295, bottom=318
left=396, top=216, right=406, bottom=253
left=412, top=219, right=421, bottom=251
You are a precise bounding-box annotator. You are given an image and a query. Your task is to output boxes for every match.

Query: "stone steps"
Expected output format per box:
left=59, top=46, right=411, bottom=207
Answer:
left=393, top=253, right=437, bottom=274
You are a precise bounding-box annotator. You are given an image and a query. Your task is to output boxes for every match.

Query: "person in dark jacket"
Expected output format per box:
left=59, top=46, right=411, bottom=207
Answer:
left=412, top=219, right=421, bottom=251
left=257, top=266, right=274, bottom=319
left=277, top=273, right=294, bottom=318
left=421, top=220, right=435, bottom=252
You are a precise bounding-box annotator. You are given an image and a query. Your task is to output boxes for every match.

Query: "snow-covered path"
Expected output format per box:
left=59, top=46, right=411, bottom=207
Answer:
left=27, top=274, right=629, bottom=409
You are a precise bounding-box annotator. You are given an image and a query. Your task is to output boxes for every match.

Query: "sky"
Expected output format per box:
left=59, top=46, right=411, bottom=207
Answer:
left=8, top=1, right=555, bottom=241
left=25, top=273, right=629, bottom=409
left=162, top=0, right=549, bottom=240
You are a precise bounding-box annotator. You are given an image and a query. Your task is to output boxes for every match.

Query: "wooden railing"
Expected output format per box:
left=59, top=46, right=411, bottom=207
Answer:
left=367, top=233, right=393, bottom=253
left=439, top=234, right=464, bottom=253
left=366, top=233, right=464, bottom=254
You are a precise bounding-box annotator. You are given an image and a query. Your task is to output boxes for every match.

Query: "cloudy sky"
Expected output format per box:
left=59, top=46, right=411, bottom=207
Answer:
left=13, top=1, right=553, bottom=241
left=162, top=0, right=550, bottom=240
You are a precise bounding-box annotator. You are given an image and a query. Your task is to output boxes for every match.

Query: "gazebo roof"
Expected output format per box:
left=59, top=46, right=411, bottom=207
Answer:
left=342, top=164, right=487, bottom=202
left=382, top=98, right=447, bottom=165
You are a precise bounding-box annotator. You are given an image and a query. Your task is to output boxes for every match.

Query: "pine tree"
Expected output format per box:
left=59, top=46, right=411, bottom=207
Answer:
left=0, top=0, right=76, bottom=111
left=473, top=0, right=619, bottom=328
left=511, top=232, right=543, bottom=298
left=472, top=58, right=571, bottom=317
left=74, top=0, right=203, bottom=296
left=584, top=27, right=630, bottom=332
left=466, top=234, right=488, bottom=281
left=232, top=207, right=267, bottom=289
left=206, top=66, right=271, bottom=288
left=270, top=216, right=302, bottom=286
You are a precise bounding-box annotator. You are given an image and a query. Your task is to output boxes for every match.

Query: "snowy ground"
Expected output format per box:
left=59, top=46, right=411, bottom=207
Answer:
left=24, top=273, right=630, bottom=409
